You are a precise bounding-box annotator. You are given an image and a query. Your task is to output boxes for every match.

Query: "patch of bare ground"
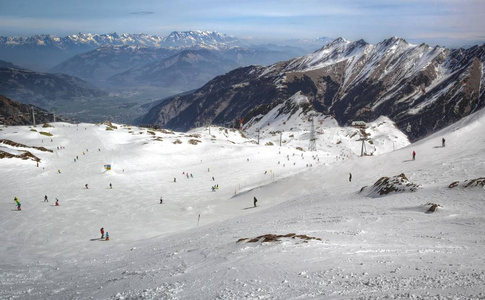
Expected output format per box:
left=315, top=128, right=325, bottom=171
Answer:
left=366, top=173, right=420, bottom=197
left=237, top=233, right=322, bottom=244
left=188, top=139, right=201, bottom=145
left=448, top=177, right=485, bottom=188
left=424, top=202, right=442, bottom=214
left=0, top=149, right=40, bottom=161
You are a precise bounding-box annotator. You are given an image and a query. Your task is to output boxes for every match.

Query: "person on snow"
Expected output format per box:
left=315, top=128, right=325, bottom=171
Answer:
left=412, top=151, right=416, bottom=160
left=253, top=197, right=258, bottom=207
left=160, top=197, right=163, bottom=204
left=17, top=201, right=21, bottom=211
left=100, top=228, right=104, bottom=239
left=349, top=173, right=352, bottom=182
left=55, top=198, right=59, bottom=206
left=442, top=138, right=446, bottom=147
left=109, top=183, right=112, bottom=189
left=105, top=232, right=109, bottom=241
left=44, top=195, right=48, bottom=202
left=85, top=184, right=89, bottom=189
left=174, top=177, right=176, bottom=183
left=211, top=186, right=216, bottom=192
left=58, top=169, right=61, bottom=174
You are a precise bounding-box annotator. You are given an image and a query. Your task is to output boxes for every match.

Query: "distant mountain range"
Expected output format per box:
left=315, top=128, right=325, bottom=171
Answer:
left=0, top=31, right=238, bottom=70
left=108, top=49, right=239, bottom=91
left=0, top=60, right=107, bottom=107
left=0, top=31, right=322, bottom=72
left=50, top=45, right=179, bottom=85
left=137, top=37, right=485, bottom=141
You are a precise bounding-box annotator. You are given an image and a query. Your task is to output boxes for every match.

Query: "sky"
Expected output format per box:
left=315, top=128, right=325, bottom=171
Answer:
left=0, top=0, right=484, bottom=47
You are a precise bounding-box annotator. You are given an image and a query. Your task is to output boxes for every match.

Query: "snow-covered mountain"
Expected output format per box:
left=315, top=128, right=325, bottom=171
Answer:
left=161, top=30, right=242, bottom=47
left=1, top=105, right=484, bottom=298
left=0, top=31, right=242, bottom=71
left=138, top=37, right=485, bottom=141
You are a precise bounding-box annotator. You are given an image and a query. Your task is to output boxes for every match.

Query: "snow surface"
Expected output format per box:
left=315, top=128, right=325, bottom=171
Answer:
left=0, top=109, right=484, bottom=299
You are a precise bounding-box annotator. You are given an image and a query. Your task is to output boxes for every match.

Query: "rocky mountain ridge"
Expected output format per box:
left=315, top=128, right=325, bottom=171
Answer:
left=137, top=37, right=485, bottom=141
left=0, top=94, right=60, bottom=125
left=0, top=63, right=107, bottom=107
left=0, top=31, right=242, bottom=71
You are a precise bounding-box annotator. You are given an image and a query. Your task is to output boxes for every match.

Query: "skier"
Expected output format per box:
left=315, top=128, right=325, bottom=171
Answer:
left=100, top=228, right=104, bottom=239
left=58, top=169, right=61, bottom=174
left=212, top=176, right=215, bottom=181
left=105, top=232, right=109, bottom=241
left=160, top=197, right=163, bottom=204
left=442, top=138, right=446, bottom=147
left=44, top=195, right=48, bottom=202
left=174, top=177, right=176, bottom=182
left=349, top=173, right=352, bottom=182
left=109, top=183, right=112, bottom=189
left=85, top=184, right=89, bottom=189
left=412, top=151, right=416, bottom=160
left=55, top=198, right=59, bottom=206
left=253, top=197, right=258, bottom=207
left=211, top=186, right=216, bottom=192
left=17, top=201, right=21, bottom=211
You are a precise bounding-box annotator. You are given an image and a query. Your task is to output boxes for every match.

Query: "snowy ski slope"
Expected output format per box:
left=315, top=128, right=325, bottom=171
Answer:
left=0, top=110, right=484, bottom=299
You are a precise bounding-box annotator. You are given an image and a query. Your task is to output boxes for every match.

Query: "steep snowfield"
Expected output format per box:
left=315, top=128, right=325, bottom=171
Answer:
left=0, top=110, right=484, bottom=299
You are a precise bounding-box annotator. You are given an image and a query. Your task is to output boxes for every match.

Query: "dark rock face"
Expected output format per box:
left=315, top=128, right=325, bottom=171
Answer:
left=138, top=38, right=485, bottom=141
left=0, top=65, right=107, bottom=107
left=0, top=95, right=58, bottom=125
left=366, top=173, right=420, bottom=197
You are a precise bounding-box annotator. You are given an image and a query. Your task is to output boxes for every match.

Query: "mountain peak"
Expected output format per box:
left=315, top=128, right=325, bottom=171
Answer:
left=163, top=30, right=240, bottom=47
left=330, top=37, right=349, bottom=45
left=381, top=36, right=409, bottom=46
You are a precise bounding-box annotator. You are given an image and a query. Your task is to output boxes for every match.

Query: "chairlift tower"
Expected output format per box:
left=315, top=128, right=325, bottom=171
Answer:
left=356, top=134, right=370, bottom=157
left=309, top=117, right=317, bottom=151
left=31, top=106, right=36, bottom=126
